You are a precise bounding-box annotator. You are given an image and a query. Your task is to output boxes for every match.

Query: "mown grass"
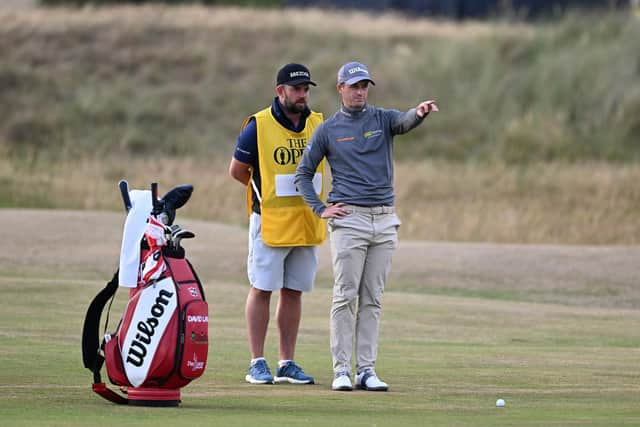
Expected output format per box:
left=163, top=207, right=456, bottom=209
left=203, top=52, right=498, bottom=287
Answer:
left=1, top=207, right=638, bottom=426
left=1, top=245, right=640, bottom=426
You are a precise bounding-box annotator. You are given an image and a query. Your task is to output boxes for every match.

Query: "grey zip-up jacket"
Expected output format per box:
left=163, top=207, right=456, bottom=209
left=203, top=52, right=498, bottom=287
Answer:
left=295, top=103, right=425, bottom=217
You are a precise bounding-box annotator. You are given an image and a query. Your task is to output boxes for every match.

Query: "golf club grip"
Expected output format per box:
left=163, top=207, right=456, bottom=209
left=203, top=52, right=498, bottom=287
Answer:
left=118, top=180, right=132, bottom=213
left=151, top=182, right=159, bottom=214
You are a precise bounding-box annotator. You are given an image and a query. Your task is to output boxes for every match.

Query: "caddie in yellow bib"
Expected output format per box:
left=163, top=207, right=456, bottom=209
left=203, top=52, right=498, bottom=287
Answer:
left=242, top=107, right=325, bottom=247
left=230, top=63, right=325, bottom=386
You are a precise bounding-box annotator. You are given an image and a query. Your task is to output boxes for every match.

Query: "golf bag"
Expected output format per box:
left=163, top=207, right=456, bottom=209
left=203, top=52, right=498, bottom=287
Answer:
left=82, top=182, right=208, bottom=406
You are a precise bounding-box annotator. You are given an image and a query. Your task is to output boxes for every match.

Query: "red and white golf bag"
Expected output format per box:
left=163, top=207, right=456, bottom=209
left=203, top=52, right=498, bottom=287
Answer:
left=82, top=182, right=208, bottom=406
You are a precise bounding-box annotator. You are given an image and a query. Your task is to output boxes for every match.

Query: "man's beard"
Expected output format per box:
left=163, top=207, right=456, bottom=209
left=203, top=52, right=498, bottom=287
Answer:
left=283, top=95, right=307, bottom=114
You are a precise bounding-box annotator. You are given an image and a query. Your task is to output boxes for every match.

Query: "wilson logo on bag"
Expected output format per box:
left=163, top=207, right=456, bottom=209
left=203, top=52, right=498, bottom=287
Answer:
left=120, top=278, right=178, bottom=386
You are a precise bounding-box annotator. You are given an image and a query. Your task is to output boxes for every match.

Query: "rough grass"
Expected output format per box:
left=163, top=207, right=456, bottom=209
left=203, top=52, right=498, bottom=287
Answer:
left=1, top=5, right=639, bottom=245
left=2, top=157, right=639, bottom=244
left=0, top=5, right=638, bottom=162
left=0, top=209, right=639, bottom=426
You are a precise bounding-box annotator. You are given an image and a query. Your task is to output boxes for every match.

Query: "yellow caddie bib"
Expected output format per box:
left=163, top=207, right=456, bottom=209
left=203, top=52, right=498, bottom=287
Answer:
left=241, top=107, right=325, bottom=247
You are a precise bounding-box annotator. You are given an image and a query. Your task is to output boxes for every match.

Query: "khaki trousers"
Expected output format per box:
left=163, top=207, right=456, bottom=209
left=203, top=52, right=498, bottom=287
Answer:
left=328, top=205, right=400, bottom=375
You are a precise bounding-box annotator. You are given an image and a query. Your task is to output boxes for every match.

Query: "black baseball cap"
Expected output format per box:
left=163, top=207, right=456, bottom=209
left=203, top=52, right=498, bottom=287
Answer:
left=276, top=63, right=317, bottom=86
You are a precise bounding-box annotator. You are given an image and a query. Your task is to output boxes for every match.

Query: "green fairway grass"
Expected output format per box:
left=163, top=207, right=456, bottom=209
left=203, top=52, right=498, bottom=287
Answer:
left=1, top=210, right=639, bottom=426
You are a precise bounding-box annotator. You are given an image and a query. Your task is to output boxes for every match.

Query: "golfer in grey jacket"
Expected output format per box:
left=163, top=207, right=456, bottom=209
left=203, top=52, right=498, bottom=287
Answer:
left=295, top=61, right=438, bottom=392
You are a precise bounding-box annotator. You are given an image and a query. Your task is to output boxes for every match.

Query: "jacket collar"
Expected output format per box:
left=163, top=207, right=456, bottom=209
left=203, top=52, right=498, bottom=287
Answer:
left=339, top=103, right=368, bottom=118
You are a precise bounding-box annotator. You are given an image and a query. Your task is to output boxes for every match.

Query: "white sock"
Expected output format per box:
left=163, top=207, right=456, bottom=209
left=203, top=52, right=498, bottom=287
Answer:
left=251, top=357, right=266, bottom=366
left=278, top=359, right=292, bottom=368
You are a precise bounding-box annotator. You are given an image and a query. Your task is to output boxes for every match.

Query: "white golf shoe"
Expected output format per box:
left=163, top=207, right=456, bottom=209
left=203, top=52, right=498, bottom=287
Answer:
left=331, top=373, right=353, bottom=391
left=355, top=369, right=388, bottom=391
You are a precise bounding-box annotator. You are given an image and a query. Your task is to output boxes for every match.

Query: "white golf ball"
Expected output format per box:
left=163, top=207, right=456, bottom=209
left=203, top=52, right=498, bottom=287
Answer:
left=496, top=398, right=506, bottom=407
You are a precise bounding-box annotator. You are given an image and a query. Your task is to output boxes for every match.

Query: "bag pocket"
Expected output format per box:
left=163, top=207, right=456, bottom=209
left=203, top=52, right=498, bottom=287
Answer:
left=178, top=300, right=209, bottom=380
left=104, top=336, right=130, bottom=387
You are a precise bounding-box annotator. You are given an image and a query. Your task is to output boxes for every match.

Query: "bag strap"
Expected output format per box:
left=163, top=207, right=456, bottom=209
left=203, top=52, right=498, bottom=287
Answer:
left=81, top=271, right=128, bottom=404
left=92, top=383, right=128, bottom=405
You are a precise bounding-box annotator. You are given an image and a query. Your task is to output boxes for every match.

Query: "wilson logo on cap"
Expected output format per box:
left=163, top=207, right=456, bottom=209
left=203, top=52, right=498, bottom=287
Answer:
left=349, top=67, right=368, bottom=75
left=338, top=61, right=376, bottom=85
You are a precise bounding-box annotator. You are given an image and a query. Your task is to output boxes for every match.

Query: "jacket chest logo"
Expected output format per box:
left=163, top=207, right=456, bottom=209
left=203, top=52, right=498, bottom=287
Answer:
left=336, top=136, right=355, bottom=142
left=364, top=129, right=382, bottom=139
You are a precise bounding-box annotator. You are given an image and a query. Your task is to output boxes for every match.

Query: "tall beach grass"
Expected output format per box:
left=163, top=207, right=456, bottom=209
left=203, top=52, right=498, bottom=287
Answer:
left=0, top=6, right=638, bottom=162
left=1, top=6, right=639, bottom=244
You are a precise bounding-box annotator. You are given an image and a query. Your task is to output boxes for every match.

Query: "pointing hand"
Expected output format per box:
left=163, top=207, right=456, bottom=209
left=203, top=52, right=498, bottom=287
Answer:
left=417, top=100, right=439, bottom=117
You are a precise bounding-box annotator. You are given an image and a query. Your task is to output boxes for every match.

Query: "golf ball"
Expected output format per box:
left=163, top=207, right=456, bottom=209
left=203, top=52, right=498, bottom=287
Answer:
left=496, top=398, right=506, bottom=407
